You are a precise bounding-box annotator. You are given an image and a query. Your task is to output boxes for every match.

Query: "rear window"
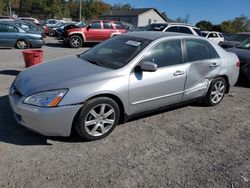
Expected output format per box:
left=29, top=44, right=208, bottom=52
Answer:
left=113, top=22, right=124, bottom=29
left=144, top=24, right=167, bottom=31
left=0, top=24, right=18, bottom=32
left=185, top=39, right=219, bottom=62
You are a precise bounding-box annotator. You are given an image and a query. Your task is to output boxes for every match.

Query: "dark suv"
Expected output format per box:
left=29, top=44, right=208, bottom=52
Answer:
left=65, top=20, right=127, bottom=48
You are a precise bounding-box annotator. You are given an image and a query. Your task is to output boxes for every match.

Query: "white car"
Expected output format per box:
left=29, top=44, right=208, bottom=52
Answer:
left=144, top=23, right=202, bottom=36
left=202, top=31, right=224, bottom=44
left=45, top=19, right=65, bottom=28
left=18, top=17, right=40, bottom=25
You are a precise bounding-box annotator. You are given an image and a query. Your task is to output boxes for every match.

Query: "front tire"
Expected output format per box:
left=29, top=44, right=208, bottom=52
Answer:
left=75, top=97, right=120, bottom=141
left=68, top=35, right=83, bottom=48
left=16, top=40, right=29, bottom=49
left=204, top=77, right=227, bottom=106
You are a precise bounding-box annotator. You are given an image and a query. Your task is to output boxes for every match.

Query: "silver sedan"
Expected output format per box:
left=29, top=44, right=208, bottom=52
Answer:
left=9, top=32, right=240, bottom=140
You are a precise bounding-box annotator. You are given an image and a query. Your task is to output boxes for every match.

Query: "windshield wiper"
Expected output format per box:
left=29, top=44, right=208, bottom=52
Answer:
left=86, top=58, right=102, bottom=67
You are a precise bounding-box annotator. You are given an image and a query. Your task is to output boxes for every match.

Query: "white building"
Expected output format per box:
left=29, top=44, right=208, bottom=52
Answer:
left=102, top=8, right=172, bottom=27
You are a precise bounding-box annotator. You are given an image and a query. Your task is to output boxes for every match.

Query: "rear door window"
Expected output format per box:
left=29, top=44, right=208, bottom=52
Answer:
left=113, top=22, right=124, bottom=29
left=0, top=24, right=18, bottom=32
left=179, top=27, right=193, bottom=34
left=103, top=21, right=113, bottom=29
left=166, top=26, right=179, bottom=33
left=185, top=39, right=219, bottom=62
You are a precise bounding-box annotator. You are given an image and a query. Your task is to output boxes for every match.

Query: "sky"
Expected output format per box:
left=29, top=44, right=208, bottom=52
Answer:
left=103, top=0, right=250, bottom=25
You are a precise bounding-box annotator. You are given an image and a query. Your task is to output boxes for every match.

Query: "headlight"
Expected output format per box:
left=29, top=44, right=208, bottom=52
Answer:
left=23, top=89, right=68, bottom=107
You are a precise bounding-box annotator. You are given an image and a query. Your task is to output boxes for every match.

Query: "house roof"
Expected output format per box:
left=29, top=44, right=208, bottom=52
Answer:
left=102, top=8, right=173, bottom=22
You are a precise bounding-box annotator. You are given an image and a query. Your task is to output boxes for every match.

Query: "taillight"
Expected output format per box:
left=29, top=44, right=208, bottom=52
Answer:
left=236, top=61, right=240, bottom=67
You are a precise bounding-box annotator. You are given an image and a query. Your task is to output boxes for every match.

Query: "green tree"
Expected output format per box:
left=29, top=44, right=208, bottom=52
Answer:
left=196, top=20, right=213, bottom=31
left=176, top=14, right=190, bottom=24
left=82, top=0, right=111, bottom=20
left=113, top=3, right=132, bottom=10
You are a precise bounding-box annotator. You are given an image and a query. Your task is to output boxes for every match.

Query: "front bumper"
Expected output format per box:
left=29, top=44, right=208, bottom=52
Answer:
left=29, top=39, right=45, bottom=48
left=9, top=89, right=82, bottom=137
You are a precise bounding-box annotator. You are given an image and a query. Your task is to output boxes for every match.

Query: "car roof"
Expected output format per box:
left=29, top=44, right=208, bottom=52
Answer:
left=123, top=31, right=191, bottom=40
left=237, top=32, right=250, bottom=35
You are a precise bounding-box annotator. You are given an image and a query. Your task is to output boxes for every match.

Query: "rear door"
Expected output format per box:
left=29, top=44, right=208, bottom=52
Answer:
left=182, top=38, right=221, bottom=101
left=129, top=39, right=187, bottom=114
left=0, top=23, right=19, bottom=47
left=101, top=21, right=113, bottom=40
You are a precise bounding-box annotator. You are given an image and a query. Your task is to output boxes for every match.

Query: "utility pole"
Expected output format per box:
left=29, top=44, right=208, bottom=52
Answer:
left=79, top=0, right=82, bottom=22
left=9, top=0, right=12, bottom=16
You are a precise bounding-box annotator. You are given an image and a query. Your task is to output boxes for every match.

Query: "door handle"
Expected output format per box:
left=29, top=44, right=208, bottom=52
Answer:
left=210, top=63, right=219, bottom=68
left=173, top=70, right=185, bottom=76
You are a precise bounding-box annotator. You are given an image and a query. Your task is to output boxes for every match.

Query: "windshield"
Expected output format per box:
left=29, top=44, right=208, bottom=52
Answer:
left=230, top=34, right=250, bottom=42
left=237, top=38, right=250, bottom=50
left=78, top=21, right=87, bottom=28
left=79, top=36, right=152, bottom=69
left=143, top=24, right=167, bottom=31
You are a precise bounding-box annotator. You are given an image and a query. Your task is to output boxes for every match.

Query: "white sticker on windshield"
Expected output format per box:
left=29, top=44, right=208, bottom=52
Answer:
left=126, top=40, right=141, bottom=47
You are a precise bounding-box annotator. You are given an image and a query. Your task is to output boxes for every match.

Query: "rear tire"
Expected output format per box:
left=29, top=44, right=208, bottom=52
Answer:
left=203, top=77, right=227, bottom=106
left=68, top=35, right=83, bottom=48
left=74, top=97, right=120, bottom=141
left=15, top=40, right=29, bottom=49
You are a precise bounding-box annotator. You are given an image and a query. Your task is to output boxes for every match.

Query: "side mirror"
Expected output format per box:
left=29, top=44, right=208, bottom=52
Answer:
left=140, top=61, right=157, bottom=72
left=86, top=25, right=91, bottom=30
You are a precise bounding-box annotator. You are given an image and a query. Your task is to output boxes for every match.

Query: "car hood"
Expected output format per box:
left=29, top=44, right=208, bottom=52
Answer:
left=15, top=56, right=113, bottom=96
left=227, top=47, right=250, bottom=60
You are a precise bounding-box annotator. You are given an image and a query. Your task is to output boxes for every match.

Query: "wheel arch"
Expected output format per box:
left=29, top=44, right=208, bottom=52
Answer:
left=15, top=39, right=31, bottom=48
left=71, top=93, right=126, bottom=134
left=69, top=32, right=86, bottom=42
left=215, top=75, right=230, bottom=93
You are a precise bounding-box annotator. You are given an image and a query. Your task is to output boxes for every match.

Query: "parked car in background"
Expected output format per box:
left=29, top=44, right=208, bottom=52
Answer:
left=49, top=21, right=76, bottom=37
left=18, top=17, right=40, bottom=25
left=201, top=31, right=224, bottom=44
left=227, top=38, right=250, bottom=81
left=0, top=21, right=44, bottom=49
left=222, top=33, right=235, bottom=41
left=9, top=32, right=239, bottom=140
left=143, top=23, right=202, bottom=36
left=57, top=21, right=87, bottom=40
left=219, top=32, right=250, bottom=49
left=121, top=21, right=136, bottom=32
left=0, top=16, right=13, bottom=20
left=65, top=20, right=127, bottom=48
left=3, top=19, right=45, bottom=37
left=45, top=19, right=64, bottom=28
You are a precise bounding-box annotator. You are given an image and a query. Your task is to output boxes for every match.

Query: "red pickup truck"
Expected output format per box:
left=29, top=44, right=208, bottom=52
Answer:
left=64, top=20, right=127, bottom=48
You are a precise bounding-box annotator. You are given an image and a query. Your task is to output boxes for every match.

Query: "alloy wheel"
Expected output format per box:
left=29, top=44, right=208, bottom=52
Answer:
left=16, top=40, right=28, bottom=49
left=71, top=38, right=80, bottom=47
left=84, top=103, right=116, bottom=137
left=210, top=81, right=225, bottom=104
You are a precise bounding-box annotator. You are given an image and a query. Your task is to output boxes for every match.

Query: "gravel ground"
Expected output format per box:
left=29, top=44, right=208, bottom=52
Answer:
left=0, top=37, right=249, bottom=188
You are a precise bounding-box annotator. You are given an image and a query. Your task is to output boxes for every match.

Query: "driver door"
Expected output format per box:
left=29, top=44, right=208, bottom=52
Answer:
left=129, top=39, right=187, bottom=114
left=85, top=21, right=102, bottom=42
